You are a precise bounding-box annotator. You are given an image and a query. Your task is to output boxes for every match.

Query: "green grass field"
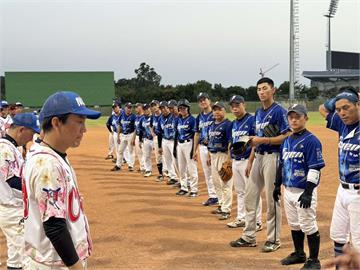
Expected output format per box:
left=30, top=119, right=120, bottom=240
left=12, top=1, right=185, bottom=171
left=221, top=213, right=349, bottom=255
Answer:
left=86, top=112, right=325, bottom=128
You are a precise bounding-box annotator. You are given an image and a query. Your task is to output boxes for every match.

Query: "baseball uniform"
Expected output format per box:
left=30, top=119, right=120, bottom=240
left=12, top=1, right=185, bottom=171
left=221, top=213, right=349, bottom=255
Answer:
left=151, top=112, right=165, bottom=177
left=139, top=114, right=154, bottom=175
left=134, top=114, right=145, bottom=171
left=106, top=112, right=121, bottom=167
left=116, top=112, right=136, bottom=169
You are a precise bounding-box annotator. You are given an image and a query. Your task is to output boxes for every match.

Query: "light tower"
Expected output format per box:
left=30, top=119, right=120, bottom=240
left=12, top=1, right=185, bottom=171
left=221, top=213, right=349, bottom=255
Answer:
left=325, top=0, right=339, bottom=71
left=289, top=0, right=300, bottom=101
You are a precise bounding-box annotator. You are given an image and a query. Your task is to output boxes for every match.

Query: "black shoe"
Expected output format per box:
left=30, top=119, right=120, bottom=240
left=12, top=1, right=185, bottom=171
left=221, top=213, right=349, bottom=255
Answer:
left=300, top=258, right=321, bottom=269
left=189, top=192, right=198, bottom=197
left=176, top=190, right=188, bottom=196
left=105, top=154, right=114, bottom=160
left=281, top=252, right=306, bottom=265
left=111, top=166, right=121, bottom=171
left=167, top=179, right=177, bottom=185
left=202, top=198, right=218, bottom=206
left=128, top=166, right=134, bottom=172
left=218, top=212, right=231, bottom=220
left=211, top=206, right=222, bottom=215
left=123, top=159, right=127, bottom=164
left=230, top=237, right=257, bottom=248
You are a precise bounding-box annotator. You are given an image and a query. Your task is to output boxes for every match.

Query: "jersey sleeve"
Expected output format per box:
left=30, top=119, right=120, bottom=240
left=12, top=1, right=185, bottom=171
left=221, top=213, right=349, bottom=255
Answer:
left=326, top=112, right=343, bottom=133
left=248, top=115, right=256, bottom=136
left=0, top=144, right=16, bottom=180
left=190, top=116, right=196, bottom=134
left=226, top=121, right=233, bottom=143
left=304, top=137, right=325, bottom=170
left=31, top=157, right=67, bottom=222
left=276, top=107, right=290, bottom=134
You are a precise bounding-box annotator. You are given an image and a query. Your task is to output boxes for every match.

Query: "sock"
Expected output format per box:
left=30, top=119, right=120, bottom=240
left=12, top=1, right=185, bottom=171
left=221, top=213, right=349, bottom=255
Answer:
left=291, top=230, right=305, bottom=254
left=334, top=241, right=345, bottom=257
left=157, top=163, right=163, bottom=175
left=307, top=231, right=320, bottom=260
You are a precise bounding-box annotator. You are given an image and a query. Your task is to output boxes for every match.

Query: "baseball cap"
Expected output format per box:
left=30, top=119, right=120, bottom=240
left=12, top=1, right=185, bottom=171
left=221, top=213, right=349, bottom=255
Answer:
left=12, top=113, right=40, bottom=133
left=168, top=100, right=178, bottom=108
left=1, top=100, right=9, bottom=108
left=197, top=92, right=210, bottom=101
left=39, top=91, right=101, bottom=122
left=229, top=95, right=245, bottom=105
left=287, top=104, right=307, bottom=116
left=135, top=102, right=143, bottom=107
left=143, top=103, right=150, bottom=110
left=177, top=99, right=191, bottom=108
left=15, top=102, right=23, bottom=107
left=159, top=101, right=168, bottom=108
left=212, top=101, right=226, bottom=109
left=335, top=90, right=359, bottom=103
left=125, top=102, right=133, bottom=108
left=150, top=100, right=160, bottom=106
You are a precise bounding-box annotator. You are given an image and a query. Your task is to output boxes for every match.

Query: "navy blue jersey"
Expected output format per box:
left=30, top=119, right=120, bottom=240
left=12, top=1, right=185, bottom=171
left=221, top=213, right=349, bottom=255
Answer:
left=158, top=113, right=176, bottom=140
left=231, top=113, right=255, bottom=160
left=106, top=113, right=121, bottom=133
left=326, top=112, right=359, bottom=184
left=176, top=115, right=196, bottom=141
left=195, top=111, right=214, bottom=144
left=280, top=130, right=325, bottom=189
left=134, top=115, right=144, bottom=136
left=119, top=113, right=136, bottom=134
left=151, top=113, right=162, bottom=136
left=139, top=115, right=153, bottom=140
left=255, top=102, right=290, bottom=153
left=208, top=119, right=233, bottom=153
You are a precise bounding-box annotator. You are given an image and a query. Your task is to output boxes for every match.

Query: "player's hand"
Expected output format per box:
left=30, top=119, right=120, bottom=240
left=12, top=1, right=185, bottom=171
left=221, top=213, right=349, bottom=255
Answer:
left=158, top=148, right=163, bottom=155
left=248, top=136, right=266, bottom=147
left=273, top=185, right=281, bottom=202
left=193, top=152, right=198, bottom=161
left=131, top=139, right=135, bottom=146
left=323, top=244, right=360, bottom=270
left=206, top=155, right=211, bottom=166
left=245, top=162, right=252, bottom=177
left=139, top=142, right=142, bottom=149
left=117, top=136, right=121, bottom=144
left=298, top=190, right=312, bottom=208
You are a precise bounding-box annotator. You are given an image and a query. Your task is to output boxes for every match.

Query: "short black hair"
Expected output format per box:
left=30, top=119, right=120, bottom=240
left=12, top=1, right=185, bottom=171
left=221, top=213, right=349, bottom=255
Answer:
left=42, top=114, right=71, bottom=132
left=257, top=77, right=274, bottom=87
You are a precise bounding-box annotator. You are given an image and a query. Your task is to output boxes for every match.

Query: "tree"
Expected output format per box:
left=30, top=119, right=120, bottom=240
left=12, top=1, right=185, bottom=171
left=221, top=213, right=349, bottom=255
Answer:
left=134, top=62, right=161, bottom=88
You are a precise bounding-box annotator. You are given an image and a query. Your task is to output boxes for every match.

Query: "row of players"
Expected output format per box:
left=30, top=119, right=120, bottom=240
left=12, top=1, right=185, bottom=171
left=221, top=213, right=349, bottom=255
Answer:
left=105, top=77, right=359, bottom=270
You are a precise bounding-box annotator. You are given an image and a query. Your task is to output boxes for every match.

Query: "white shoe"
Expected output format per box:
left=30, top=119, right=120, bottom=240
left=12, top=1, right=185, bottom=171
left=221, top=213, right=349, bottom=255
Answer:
left=256, top=222, right=263, bottom=232
left=144, top=171, right=152, bottom=177
left=227, top=219, right=245, bottom=228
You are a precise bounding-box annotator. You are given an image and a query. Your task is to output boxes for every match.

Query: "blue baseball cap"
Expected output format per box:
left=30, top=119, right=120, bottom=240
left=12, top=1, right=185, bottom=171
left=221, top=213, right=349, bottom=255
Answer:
left=1, top=100, right=9, bottom=108
left=39, top=91, right=101, bottom=122
left=12, top=113, right=40, bottom=133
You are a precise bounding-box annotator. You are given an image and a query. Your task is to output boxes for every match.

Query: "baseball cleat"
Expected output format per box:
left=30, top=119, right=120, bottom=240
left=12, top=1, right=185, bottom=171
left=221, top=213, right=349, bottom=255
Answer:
left=281, top=252, right=306, bottom=265
left=144, top=171, right=152, bottom=177
left=172, top=182, right=181, bottom=188
left=166, top=179, right=177, bottom=185
left=261, top=241, right=281, bottom=252
left=211, top=206, right=222, bottom=215
left=300, top=258, right=321, bottom=269
left=128, top=166, right=134, bottom=172
left=112, top=159, right=116, bottom=163
left=202, top=198, right=218, bottom=206
left=110, top=166, right=121, bottom=171
left=230, top=237, right=257, bottom=248
left=123, top=159, right=127, bottom=164
left=218, top=212, right=231, bottom=220
left=227, top=219, right=245, bottom=228
left=156, top=175, right=164, bottom=182
left=176, top=190, right=188, bottom=196
left=188, top=192, right=198, bottom=198
left=256, top=222, right=263, bottom=232
left=105, top=154, right=114, bottom=160
left=163, top=170, right=169, bottom=177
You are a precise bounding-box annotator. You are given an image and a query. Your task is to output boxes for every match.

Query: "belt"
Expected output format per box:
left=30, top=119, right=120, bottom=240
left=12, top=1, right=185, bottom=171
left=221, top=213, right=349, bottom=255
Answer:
left=255, top=150, right=274, bottom=155
left=341, top=182, right=360, bottom=190
left=178, top=139, right=191, bottom=143
left=209, top=150, right=227, bottom=154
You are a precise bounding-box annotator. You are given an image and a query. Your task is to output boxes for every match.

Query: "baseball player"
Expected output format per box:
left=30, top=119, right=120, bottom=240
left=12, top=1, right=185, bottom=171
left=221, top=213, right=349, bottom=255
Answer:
left=139, top=104, right=154, bottom=177
left=193, top=92, right=218, bottom=206
left=319, top=87, right=360, bottom=256
left=226, top=95, right=262, bottom=230
left=23, top=91, right=100, bottom=269
left=105, top=104, right=117, bottom=160
left=206, top=102, right=233, bottom=220
left=132, top=103, right=145, bottom=173
left=157, top=101, right=178, bottom=185
left=106, top=103, right=122, bottom=171
left=274, top=104, right=324, bottom=269
left=174, top=99, right=198, bottom=197
left=114, top=102, right=136, bottom=172
left=0, top=113, right=40, bottom=270
left=150, top=100, right=165, bottom=181
left=230, top=77, right=290, bottom=252
left=15, top=102, right=24, bottom=114
left=0, top=101, right=13, bottom=137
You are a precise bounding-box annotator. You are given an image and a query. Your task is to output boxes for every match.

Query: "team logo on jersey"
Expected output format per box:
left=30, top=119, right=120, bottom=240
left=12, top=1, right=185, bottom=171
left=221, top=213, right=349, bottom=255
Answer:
left=69, top=187, right=82, bottom=222
left=42, top=188, right=62, bottom=210
left=282, top=151, right=304, bottom=160
left=338, top=141, right=360, bottom=151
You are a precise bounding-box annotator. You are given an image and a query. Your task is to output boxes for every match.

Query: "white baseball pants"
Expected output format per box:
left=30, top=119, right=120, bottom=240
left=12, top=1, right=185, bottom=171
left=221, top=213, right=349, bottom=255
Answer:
left=284, top=187, right=318, bottom=235
left=108, top=132, right=114, bottom=156
left=143, top=138, right=154, bottom=172
left=162, top=139, right=178, bottom=180
left=199, top=145, right=217, bottom=199
left=0, top=204, right=24, bottom=268
left=177, top=140, right=198, bottom=193
left=25, top=258, right=87, bottom=270
left=243, top=153, right=281, bottom=244
left=153, top=136, right=163, bottom=165
left=330, top=185, right=360, bottom=251
left=232, top=159, right=262, bottom=223
left=135, top=135, right=145, bottom=171
left=116, top=132, right=135, bottom=167
left=210, top=152, right=233, bottom=213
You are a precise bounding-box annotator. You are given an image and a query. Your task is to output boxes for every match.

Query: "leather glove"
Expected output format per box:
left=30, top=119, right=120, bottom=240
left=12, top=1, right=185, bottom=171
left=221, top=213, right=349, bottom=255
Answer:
left=273, top=185, right=281, bottom=202
left=298, top=182, right=316, bottom=208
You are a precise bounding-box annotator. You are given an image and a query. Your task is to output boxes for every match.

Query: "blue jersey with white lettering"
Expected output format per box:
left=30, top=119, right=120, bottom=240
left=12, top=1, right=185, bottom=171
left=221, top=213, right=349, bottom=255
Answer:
left=119, top=113, right=136, bottom=134
left=176, top=115, right=196, bottom=141
left=139, top=115, right=153, bottom=140
left=158, top=113, right=176, bottom=140
left=231, top=113, right=255, bottom=160
left=255, top=102, right=290, bottom=153
left=208, top=119, right=232, bottom=153
left=106, top=113, right=121, bottom=133
left=195, top=111, right=214, bottom=144
left=151, top=113, right=162, bottom=136
left=326, top=112, right=359, bottom=184
left=135, top=115, right=144, bottom=136
left=280, top=130, right=325, bottom=189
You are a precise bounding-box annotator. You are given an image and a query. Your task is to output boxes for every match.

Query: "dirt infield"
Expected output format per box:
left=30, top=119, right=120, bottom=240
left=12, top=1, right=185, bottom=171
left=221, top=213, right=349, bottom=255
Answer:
left=0, top=125, right=340, bottom=269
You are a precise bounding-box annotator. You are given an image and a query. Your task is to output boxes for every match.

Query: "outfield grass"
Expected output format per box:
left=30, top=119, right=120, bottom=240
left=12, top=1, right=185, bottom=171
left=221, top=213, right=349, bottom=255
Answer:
left=86, top=111, right=325, bottom=128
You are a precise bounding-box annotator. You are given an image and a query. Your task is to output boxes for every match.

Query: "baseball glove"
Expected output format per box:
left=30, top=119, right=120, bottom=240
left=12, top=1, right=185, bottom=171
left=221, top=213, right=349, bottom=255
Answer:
left=263, top=124, right=280, bottom=137
left=218, top=160, right=233, bottom=182
left=231, top=136, right=251, bottom=156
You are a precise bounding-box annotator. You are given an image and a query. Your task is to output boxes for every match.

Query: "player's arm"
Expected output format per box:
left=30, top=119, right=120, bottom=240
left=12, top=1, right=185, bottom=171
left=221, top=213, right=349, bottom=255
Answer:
left=105, top=116, right=112, bottom=133
left=319, top=98, right=336, bottom=119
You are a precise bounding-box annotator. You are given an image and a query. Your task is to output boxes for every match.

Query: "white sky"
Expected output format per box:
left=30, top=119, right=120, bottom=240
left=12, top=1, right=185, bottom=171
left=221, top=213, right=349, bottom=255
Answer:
left=1, top=0, right=359, bottom=87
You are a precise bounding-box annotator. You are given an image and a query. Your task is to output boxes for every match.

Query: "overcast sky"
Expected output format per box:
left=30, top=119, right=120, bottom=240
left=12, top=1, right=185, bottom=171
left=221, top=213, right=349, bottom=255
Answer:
left=1, top=0, right=359, bottom=87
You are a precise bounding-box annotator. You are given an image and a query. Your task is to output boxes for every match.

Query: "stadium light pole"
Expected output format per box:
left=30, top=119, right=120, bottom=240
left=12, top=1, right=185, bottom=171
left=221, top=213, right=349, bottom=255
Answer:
left=325, top=0, right=339, bottom=71
left=289, top=0, right=299, bottom=102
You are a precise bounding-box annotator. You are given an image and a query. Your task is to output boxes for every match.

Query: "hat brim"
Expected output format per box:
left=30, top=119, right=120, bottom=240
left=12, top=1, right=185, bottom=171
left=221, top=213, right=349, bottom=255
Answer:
left=72, top=107, right=101, bottom=119
left=212, top=105, right=225, bottom=109
left=287, top=110, right=306, bottom=116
